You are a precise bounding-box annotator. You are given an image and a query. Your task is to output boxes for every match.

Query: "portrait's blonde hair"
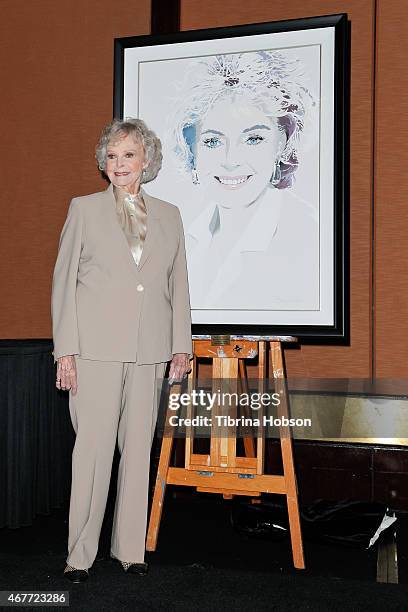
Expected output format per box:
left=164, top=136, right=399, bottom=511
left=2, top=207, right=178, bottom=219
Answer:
left=170, top=51, right=316, bottom=188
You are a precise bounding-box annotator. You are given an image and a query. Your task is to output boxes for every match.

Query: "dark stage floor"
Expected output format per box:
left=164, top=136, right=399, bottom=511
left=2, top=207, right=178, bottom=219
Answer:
left=1, top=484, right=408, bottom=611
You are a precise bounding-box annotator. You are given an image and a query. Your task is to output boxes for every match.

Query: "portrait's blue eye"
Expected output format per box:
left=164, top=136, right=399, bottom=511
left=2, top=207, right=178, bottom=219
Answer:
left=245, top=134, right=265, bottom=146
left=202, top=137, right=223, bottom=149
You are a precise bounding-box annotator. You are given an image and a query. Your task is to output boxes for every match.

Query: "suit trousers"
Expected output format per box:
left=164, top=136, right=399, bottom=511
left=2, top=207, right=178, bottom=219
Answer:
left=66, top=356, right=166, bottom=569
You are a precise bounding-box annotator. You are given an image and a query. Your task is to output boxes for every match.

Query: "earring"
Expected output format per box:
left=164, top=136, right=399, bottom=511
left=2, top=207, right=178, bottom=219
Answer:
left=192, top=168, right=200, bottom=185
left=271, top=159, right=281, bottom=186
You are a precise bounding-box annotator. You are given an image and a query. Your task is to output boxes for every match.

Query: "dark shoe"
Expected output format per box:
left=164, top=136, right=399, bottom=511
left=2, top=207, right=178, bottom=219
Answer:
left=123, top=561, right=148, bottom=575
left=64, top=565, right=89, bottom=583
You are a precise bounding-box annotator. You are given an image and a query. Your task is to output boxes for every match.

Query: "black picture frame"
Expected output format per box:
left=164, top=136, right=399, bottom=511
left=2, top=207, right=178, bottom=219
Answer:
left=114, top=14, right=349, bottom=343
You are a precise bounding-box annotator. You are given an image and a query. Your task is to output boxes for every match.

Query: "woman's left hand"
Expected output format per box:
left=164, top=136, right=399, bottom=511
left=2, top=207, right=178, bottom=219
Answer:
left=169, top=353, right=191, bottom=384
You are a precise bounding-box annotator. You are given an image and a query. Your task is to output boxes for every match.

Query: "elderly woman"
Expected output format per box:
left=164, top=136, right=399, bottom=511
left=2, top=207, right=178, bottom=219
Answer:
left=171, top=51, right=319, bottom=311
left=51, top=118, right=192, bottom=583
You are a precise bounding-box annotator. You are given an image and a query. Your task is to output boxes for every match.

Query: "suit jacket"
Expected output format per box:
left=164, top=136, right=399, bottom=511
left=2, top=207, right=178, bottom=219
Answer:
left=51, top=184, right=192, bottom=364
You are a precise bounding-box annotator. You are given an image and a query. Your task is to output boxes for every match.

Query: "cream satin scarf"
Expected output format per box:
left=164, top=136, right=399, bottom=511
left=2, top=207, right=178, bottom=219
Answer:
left=113, top=186, right=147, bottom=266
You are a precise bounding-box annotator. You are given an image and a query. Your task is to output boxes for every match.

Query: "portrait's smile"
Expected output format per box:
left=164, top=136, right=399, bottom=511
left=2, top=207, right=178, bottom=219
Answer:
left=215, top=174, right=254, bottom=189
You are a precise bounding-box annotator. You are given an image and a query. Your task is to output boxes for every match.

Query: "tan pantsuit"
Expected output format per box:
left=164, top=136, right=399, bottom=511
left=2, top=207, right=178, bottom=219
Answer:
left=52, top=184, right=193, bottom=570
left=67, top=356, right=166, bottom=569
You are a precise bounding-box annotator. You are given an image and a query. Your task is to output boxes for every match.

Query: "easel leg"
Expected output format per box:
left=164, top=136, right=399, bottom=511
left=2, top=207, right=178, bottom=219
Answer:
left=238, top=359, right=256, bottom=458
left=270, top=341, right=305, bottom=570
left=146, top=398, right=176, bottom=551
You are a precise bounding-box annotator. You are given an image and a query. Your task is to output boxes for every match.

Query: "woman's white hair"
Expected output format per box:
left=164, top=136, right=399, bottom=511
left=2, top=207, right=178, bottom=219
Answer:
left=95, top=117, right=162, bottom=183
left=170, top=51, right=316, bottom=189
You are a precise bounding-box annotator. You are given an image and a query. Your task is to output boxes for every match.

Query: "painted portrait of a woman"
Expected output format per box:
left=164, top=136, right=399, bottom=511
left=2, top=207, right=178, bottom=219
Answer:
left=169, top=50, right=319, bottom=313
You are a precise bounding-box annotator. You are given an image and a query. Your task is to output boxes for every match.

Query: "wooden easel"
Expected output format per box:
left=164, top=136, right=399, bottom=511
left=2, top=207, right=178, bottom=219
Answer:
left=146, top=336, right=305, bottom=569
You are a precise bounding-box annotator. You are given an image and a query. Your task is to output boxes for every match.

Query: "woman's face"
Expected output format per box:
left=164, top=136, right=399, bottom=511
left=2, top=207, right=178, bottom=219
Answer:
left=105, top=133, right=147, bottom=193
left=195, top=98, right=284, bottom=208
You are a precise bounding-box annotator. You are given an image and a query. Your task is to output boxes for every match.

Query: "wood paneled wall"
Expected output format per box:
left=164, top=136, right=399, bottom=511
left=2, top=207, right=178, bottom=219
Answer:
left=1, top=0, right=406, bottom=379
left=374, top=0, right=408, bottom=377
left=0, top=0, right=151, bottom=338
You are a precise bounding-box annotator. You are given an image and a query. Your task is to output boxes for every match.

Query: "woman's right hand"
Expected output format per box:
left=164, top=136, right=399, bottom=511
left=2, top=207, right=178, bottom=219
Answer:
left=56, top=355, right=78, bottom=395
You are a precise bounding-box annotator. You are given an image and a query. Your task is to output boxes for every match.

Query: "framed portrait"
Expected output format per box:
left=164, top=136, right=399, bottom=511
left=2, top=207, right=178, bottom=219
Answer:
left=114, top=14, right=349, bottom=341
